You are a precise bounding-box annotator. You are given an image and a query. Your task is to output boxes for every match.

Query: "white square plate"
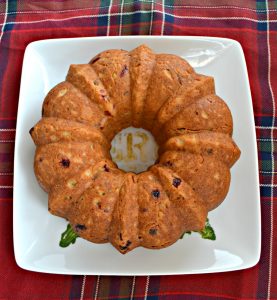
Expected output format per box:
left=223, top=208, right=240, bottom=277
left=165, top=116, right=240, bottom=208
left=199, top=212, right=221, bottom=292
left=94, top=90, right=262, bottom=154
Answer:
left=14, top=36, right=261, bottom=275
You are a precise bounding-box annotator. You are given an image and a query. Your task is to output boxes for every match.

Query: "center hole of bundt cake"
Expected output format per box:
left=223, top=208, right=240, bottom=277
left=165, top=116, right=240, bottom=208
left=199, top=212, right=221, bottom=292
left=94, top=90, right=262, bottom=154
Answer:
left=110, top=127, right=159, bottom=174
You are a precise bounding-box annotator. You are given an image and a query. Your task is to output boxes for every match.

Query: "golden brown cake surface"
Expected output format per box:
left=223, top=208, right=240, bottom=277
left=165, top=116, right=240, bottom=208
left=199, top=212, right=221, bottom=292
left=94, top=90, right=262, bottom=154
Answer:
left=130, top=45, right=156, bottom=127
left=30, top=44, right=240, bottom=254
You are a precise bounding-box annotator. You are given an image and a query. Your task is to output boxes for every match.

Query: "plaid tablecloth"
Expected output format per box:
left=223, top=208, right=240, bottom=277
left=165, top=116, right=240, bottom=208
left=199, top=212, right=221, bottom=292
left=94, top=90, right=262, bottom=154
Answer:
left=0, top=1, right=276, bottom=299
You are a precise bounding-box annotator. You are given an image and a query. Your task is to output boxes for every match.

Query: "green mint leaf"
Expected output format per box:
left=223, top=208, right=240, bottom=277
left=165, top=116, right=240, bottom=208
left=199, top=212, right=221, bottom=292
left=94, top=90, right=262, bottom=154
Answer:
left=179, top=219, right=216, bottom=241
left=199, top=219, right=216, bottom=240
left=59, top=223, right=79, bottom=248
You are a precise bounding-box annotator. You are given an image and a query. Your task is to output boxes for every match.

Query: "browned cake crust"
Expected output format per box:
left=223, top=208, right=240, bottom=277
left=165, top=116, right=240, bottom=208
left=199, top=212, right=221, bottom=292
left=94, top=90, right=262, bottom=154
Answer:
left=49, top=159, right=116, bottom=218
left=66, top=64, right=115, bottom=116
left=137, top=171, right=185, bottom=249
left=159, top=151, right=231, bottom=211
left=43, top=82, right=107, bottom=126
left=142, top=54, right=195, bottom=130
left=68, top=165, right=126, bottom=244
left=34, top=142, right=107, bottom=192
left=130, top=45, right=156, bottom=127
left=160, top=131, right=241, bottom=167
left=160, top=94, right=233, bottom=144
left=152, top=74, right=215, bottom=136
left=30, top=117, right=109, bottom=148
left=90, top=49, right=132, bottom=133
left=150, top=165, right=207, bottom=231
left=109, top=173, right=140, bottom=253
left=30, top=45, right=241, bottom=254
left=66, top=65, right=117, bottom=140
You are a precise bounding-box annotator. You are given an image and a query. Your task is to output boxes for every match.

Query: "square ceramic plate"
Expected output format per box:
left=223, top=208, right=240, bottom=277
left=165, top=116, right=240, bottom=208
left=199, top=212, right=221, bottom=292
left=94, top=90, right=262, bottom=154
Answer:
left=14, top=36, right=261, bottom=275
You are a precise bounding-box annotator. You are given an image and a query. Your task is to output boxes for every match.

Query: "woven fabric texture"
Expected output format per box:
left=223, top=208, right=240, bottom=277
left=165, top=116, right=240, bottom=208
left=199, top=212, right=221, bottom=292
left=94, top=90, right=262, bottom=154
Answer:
left=0, top=1, right=276, bottom=299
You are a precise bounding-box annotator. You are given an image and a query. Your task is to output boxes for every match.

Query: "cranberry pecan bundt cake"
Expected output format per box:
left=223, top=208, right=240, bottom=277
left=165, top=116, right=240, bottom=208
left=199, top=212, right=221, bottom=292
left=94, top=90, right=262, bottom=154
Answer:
left=30, top=45, right=240, bottom=254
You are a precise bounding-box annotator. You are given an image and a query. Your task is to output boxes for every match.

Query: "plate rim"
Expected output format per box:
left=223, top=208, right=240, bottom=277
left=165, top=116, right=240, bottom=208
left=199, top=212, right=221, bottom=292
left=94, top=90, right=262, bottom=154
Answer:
left=13, top=35, right=261, bottom=275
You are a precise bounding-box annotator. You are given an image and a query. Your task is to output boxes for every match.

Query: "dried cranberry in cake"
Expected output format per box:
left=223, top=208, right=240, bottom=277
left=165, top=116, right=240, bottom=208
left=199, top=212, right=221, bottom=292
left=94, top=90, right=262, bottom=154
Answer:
left=120, top=65, right=128, bottom=77
left=103, top=164, right=110, bottom=172
left=151, top=189, right=160, bottom=198
left=104, top=110, right=112, bottom=116
left=149, top=228, right=158, bottom=236
left=75, top=224, right=87, bottom=231
left=60, top=158, right=70, bottom=168
left=172, top=177, right=181, bottom=188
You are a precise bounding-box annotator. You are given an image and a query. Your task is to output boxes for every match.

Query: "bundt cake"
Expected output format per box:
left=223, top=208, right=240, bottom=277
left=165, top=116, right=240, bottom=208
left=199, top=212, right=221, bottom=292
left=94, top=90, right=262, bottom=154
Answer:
left=30, top=45, right=241, bottom=254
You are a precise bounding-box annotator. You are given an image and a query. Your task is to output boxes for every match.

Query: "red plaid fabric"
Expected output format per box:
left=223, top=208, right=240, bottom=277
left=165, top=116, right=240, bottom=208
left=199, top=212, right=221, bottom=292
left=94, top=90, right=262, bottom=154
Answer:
left=0, top=1, right=276, bottom=299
